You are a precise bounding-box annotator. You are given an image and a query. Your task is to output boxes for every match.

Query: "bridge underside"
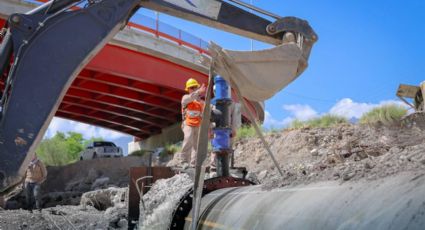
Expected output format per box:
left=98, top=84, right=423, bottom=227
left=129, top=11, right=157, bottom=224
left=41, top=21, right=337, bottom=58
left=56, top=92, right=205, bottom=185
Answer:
left=1, top=18, right=211, bottom=139
left=0, top=7, right=263, bottom=140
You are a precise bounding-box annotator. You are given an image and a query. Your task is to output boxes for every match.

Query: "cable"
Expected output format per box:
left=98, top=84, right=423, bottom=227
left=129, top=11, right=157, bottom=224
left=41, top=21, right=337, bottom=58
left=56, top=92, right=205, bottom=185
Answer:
left=283, top=90, right=336, bottom=104
left=44, top=0, right=58, bottom=15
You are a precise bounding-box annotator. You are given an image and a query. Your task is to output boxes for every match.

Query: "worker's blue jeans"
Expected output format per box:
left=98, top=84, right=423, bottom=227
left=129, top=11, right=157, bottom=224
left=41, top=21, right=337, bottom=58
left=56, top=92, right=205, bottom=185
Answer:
left=25, top=182, right=41, bottom=210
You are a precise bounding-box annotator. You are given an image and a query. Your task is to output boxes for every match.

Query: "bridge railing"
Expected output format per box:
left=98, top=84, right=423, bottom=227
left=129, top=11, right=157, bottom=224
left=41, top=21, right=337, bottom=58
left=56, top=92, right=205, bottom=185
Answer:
left=28, top=0, right=210, bottom=54
left=128, top=13, right=209, bottom=54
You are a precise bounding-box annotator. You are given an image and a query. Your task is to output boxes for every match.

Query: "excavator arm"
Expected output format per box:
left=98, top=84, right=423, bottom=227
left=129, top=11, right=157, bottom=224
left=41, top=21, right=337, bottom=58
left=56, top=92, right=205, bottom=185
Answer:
left=0, top=0, right=317, bottom=192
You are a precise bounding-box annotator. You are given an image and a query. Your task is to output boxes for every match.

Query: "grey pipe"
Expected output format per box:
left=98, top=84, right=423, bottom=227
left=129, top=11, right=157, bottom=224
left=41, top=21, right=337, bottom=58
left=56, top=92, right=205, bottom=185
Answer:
left=184, top=173, right=425, bottom=229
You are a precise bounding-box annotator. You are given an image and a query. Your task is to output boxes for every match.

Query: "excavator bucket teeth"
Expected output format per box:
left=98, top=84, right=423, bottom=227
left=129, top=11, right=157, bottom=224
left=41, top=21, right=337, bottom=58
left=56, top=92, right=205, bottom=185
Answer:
left=208, top=42, right=306, bottom=102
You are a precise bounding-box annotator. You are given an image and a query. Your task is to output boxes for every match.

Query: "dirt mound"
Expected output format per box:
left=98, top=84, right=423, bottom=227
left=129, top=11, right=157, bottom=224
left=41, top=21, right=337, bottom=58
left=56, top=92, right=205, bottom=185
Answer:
left=3, top=156, right=149, bottom=209
left=44, top=156, right=149, bottom=193
left=0, top=186, right=130, bottom=230
left=234, top=114, right=425, bottom=189
left=0, top=203, right=128, bottom=230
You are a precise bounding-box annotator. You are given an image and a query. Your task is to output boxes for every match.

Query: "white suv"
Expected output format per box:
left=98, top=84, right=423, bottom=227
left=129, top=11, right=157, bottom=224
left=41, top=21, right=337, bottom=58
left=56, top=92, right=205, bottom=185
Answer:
left=80, top=141, right=123, bottom=160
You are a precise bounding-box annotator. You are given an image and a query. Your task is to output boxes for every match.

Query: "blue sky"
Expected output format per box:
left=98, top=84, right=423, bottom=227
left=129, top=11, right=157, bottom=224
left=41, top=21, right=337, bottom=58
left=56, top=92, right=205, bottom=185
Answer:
left=45, top=0, right=425, bottom=153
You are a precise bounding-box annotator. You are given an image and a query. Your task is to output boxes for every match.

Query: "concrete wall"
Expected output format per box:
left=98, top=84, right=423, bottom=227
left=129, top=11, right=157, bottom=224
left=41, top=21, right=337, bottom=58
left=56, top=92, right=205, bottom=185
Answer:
left=128, top=122, right=183, bottom=153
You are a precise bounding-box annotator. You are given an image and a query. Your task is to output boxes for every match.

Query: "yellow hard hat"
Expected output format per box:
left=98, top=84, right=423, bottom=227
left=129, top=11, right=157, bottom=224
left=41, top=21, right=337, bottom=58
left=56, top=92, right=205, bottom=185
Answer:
left=185, top=78, right=200, bottom=91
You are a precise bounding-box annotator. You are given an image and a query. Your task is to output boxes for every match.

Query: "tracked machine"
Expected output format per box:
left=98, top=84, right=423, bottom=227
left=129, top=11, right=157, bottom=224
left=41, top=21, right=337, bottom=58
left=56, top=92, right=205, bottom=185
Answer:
left=2, top=1, right=425, bottom=230
left=0, top=0, right=316, bottom=193
left=0, top=0, right=320, bottom=229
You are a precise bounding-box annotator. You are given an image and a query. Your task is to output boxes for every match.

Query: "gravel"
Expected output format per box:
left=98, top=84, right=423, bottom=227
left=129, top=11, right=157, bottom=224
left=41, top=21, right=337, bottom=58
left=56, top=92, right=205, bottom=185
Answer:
left=234, top=114, right=425, bottom=190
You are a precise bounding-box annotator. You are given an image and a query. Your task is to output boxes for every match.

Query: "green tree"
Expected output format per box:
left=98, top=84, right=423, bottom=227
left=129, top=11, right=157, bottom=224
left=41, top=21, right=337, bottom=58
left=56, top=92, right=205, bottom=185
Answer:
left=65, top=132, right=84, bottom=161
left=83, top=137, right=104, bottom=148
left=36, top=132, right=103, bottom=166
left=37, top=132, right=70, bottom=166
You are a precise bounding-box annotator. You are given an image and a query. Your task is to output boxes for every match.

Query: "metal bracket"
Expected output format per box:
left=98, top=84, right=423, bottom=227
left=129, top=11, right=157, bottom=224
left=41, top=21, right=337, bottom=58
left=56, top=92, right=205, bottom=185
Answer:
left=266, top=16, right=318, bottom=42
left=170, top=176, right=254, bottom=229
left=134, top=175, right=153, bottom=209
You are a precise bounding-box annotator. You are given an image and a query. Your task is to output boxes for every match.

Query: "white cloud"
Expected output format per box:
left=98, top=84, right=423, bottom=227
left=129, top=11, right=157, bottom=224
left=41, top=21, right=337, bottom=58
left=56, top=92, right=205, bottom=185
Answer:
left=45, top=117, right=128, bottom=140
left=263, top=104, right=318, bottom=128
left=263, top=111, right=292, bottom=128
left=282, top=104, right=318, bottom=121
left=329, top=98, right=407, bottom=119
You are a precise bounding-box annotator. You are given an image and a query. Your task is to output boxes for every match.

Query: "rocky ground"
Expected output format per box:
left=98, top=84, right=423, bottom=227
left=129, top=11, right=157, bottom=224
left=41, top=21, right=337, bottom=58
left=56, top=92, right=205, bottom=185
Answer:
left=1, top=114, right=424, bottom=229
left=234, top=114, right=425, bottom=189
left=0, top=188, right=128, bottom=230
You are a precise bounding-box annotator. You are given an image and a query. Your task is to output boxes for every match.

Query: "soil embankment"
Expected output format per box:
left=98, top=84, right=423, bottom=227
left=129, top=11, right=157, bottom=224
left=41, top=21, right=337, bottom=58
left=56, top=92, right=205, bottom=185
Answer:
left=1, top=115, right=425, bottom=229
left=234, top=115, right=425, bottom=189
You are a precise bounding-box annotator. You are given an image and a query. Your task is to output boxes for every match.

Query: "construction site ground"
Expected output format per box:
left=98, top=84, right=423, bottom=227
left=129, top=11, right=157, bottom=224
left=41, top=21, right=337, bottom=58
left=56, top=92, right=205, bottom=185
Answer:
left=1, top=114, right=425, bottom=229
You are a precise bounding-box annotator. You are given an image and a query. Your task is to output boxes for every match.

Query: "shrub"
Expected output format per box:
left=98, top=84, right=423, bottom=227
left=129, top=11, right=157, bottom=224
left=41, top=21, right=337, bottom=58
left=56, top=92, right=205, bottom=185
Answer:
left=36, top=131, right=100, bottom=166
left=359, top=104, right=407, bottom=125
left=267, top=126, right=282, bottom=134
left=164, top=143, right=181, bottom=155
left=235, top=125, right=257, bottom=140
left=289, top=115, right=348, bottom=129
left=129, top=150, right=148, bottom=157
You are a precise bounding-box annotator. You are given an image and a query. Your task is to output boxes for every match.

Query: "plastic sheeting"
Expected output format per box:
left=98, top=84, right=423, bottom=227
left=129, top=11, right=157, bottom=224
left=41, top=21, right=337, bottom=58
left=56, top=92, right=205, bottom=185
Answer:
left=207, top=42, right=304, bottom=102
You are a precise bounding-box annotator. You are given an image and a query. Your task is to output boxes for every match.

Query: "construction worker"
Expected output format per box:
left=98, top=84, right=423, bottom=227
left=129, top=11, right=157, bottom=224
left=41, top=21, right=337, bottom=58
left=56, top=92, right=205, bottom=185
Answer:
left=24, top=153, right=47, bottom=211
left=173, top=78, right=206, bottom=168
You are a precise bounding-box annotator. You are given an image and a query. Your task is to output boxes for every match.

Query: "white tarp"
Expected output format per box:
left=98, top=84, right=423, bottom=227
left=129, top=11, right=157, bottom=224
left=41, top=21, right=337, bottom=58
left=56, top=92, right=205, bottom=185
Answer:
left=207, top=42, right=304, bottom=102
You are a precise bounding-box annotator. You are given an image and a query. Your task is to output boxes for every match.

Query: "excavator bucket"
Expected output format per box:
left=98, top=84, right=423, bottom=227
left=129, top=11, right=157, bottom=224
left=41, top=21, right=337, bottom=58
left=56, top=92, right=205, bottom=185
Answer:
left=208, top=41, right=307, bottom=102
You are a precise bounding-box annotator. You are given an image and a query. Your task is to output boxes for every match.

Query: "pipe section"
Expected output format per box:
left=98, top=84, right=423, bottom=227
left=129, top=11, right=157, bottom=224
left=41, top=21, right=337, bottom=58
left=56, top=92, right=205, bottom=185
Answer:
left=184, top=173, right=425, bottom=229
left=211, top=76, right=232, bottom=177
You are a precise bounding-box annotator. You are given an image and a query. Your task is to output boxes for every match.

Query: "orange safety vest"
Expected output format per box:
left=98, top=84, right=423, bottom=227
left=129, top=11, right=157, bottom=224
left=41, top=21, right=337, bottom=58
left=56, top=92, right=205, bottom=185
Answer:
left=182, top=100, right=204, bottom=127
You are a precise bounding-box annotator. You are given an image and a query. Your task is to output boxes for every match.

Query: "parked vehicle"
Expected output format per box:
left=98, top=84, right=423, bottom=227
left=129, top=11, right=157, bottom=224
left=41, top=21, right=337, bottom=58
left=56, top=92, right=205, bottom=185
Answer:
left=79, top=141, right=123, bottom=160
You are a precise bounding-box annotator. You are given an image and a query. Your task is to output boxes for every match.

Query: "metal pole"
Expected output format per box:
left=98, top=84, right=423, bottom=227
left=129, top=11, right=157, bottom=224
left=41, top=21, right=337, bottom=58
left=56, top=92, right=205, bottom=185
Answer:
left=250, top=0, right=253, bottom=51
left=155, top=11, right=159, bottom=37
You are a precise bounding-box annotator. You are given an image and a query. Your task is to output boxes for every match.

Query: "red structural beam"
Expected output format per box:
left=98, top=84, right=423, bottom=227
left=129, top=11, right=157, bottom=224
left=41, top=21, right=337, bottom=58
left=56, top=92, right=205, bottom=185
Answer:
left=0, top=15, right=263, bottom=139
left=58, top=106, right=150, bottom=134
left=71, top=78, right=179, bottom=113
left=60, top=99, right=163, bottom=130
left=57, top=105, right=155, bottom=135
left=78, top=69, right=182, bottom=102
left=66, top=88, right=178, bottom=121
left=62, top=96, right=167, bottom=128
left=56, top=111, right=149, bottom=138
left=86, top=44, right=207, bottom=91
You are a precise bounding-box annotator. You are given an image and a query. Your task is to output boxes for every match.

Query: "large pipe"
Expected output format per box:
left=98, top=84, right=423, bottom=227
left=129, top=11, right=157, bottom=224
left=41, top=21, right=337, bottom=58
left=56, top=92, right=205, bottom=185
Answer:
left=183, top=173, right=425, bottom=229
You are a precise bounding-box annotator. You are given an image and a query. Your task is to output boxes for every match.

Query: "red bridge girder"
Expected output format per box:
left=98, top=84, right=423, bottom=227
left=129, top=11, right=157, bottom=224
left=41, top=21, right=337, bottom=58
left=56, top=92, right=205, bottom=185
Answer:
left=64, top=43, right=209, bottom=138
left=0, top=16, right=263, bottom=139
